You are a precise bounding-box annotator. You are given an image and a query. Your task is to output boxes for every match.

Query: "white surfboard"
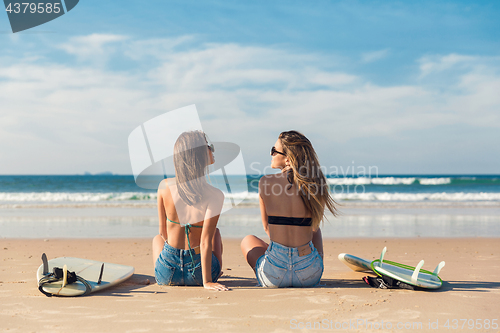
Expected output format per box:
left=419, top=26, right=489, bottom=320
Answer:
left=371, top=247, right=444, bottom=289
left=338, top=248, right=445, bottom=289
left=37, top=254, right=134, bottom=296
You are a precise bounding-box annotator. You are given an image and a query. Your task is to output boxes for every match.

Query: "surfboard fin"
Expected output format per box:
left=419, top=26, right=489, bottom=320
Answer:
left=62, top=264, right=68, bottom=288
left=433, top=261, right=445, bottom=275
left=411, top=260, right=425, bottom=284
left=379, top=247, right=387, bottom=268
left=97, top=263, right=104, bottom=285
left=41, top=253, right=49, bottom=275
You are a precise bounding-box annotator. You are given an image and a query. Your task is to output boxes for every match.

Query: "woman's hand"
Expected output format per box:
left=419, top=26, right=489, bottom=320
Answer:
left=203, top=282, right=229, bottom=291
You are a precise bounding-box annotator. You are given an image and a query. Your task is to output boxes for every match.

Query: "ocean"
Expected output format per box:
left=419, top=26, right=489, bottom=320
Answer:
left=1, top=175, right=499, bottom=238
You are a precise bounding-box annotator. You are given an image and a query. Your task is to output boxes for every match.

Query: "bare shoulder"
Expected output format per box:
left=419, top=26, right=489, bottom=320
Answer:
left=207, top=185, right=224, bottom=201
left=157, top=178, right=173, bottom=195
left=204, top=186, right=224, bottom=212
left=259, top=173, right=286, bottom=186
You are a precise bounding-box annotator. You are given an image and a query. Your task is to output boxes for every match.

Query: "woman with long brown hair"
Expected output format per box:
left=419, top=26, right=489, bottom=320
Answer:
left=241, top=130, right=337, bottom=287
left=152, top=130, right=228, bottom=291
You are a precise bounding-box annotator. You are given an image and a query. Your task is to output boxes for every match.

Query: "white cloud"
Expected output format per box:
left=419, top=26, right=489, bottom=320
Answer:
left=123, top=35, right=196, bottom=61
left=57, top=33, right=129, bottom=62
left=361, top=49, right=390, bottom=63
left=1, top=35, right=499, bottom=174
left=418, top=54, right=500, bottom=78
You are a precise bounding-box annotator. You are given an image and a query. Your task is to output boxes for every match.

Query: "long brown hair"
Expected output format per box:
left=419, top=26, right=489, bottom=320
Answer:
left=279, top=130, right=337, bottom=229
left=173, top=130, right=211, bottom=205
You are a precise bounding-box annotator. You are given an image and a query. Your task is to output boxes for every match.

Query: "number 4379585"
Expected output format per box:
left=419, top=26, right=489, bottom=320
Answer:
left=443, top=319, right=498, bottom=330
left=5, top=3, right=62, bottom=14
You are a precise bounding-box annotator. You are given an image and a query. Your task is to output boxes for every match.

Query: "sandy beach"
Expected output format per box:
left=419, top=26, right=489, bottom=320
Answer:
left=1, top=237, right=499, bottom=332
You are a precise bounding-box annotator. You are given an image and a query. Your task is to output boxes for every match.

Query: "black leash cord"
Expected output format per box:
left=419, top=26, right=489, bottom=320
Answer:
left=38, top=274, right=92, bottom=297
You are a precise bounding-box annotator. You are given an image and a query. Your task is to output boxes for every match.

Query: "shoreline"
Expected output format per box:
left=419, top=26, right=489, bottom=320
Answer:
left=1, top=238, right=499, bottom=332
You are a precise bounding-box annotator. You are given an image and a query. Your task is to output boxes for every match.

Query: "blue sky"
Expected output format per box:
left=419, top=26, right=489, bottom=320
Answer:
left=1, top=0, right=499, bottom=174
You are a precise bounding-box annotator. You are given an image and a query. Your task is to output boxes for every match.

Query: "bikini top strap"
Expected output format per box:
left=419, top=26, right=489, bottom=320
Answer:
left=166, top=217, right=203, bottom=228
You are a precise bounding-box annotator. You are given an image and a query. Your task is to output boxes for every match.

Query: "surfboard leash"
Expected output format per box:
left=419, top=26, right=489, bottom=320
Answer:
left=38, top=271, right=92, bottom=297
left=363, top=275, right=416, bottom=290
left=38, top=253, right=92, bottom=297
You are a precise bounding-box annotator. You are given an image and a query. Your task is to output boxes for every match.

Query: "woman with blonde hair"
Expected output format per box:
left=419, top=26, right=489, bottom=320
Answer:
left=152, top=130, right=228, bottom=291
left=241, top=130, right=337, bottom=287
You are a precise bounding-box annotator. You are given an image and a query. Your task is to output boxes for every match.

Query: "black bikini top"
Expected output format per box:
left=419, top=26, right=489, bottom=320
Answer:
left=267, top=216, right=312, bottom=227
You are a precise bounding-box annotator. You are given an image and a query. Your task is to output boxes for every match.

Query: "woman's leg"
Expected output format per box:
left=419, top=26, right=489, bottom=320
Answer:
left=152, top=234, right=165, bottom=266
left=241, top=235, right=268, bottom=269
left=212, top=228, right=223, bottom=268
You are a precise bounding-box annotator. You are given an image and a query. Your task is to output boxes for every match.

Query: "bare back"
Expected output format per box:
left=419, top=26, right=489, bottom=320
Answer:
left=259, top=173, right=313, bottom=247
left=158, top=178, right=223, bottom=250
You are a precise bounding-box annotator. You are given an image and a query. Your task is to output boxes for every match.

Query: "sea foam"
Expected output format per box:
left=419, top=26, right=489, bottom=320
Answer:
left=2, top=188, right=499, bottom=204
left=327, top=177, right=451, bottom=185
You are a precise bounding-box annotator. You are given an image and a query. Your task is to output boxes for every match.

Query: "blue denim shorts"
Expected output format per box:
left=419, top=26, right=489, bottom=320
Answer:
left=255, top=241, right=323, bottom=288
left=155, top=242, right=221, bottom=286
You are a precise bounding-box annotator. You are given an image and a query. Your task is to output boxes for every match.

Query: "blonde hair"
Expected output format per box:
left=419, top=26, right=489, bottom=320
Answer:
left=173, top=131, right=211, bottom=205
left=279, top=130, right=338, bottom=229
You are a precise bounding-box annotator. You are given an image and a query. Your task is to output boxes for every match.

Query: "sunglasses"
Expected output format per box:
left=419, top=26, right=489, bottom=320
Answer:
left=207, top=144, right=215, bottom=153
left=271, top=146, right=286, bottom=156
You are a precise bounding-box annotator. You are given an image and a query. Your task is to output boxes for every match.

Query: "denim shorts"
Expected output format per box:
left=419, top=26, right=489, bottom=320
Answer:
left=255, top=241, right=323, bottom=288
left=155, top=242, right=221, bottom=286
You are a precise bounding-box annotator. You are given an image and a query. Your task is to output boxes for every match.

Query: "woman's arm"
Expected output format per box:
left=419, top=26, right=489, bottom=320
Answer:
left=157, top=183, right=167, bottom=243
left=200, top=190, right=228, bottom=291
left=259, top=195, right=270, bottom=237
left=312, top=228, right=324, bottom=259
left=258, top=178, right=270, bottom=237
